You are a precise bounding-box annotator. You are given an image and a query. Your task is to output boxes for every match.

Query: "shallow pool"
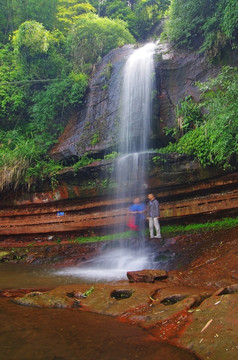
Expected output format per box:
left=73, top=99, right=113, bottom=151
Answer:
left=0, top=263, right=199, bottom=360
left=0, top=263, right=90, bottom=289
left=0, top=298, right=199, bottom=360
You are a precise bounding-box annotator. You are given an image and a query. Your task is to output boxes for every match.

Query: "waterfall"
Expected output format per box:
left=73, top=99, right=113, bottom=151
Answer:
left=54, top=43, right=159, bottom=282
left=116, top=43, right=156, bottom=198
left=120, top=42, right=155, bottom=154
left=114, top=42, right=156, bottom=241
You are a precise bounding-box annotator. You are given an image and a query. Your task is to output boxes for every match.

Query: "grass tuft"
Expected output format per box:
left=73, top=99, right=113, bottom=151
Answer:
left=162, top=217, right=238, bottom=235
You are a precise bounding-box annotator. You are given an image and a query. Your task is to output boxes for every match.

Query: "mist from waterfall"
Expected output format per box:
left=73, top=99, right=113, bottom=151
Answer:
left=54, top=43, right=159, bottom=282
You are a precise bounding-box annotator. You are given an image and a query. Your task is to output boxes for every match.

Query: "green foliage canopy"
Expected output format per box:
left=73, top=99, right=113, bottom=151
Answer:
left=56, top=0, right=96, bottom=32
left=0, top=0, right=58, bottom=44
left=0, top=18, right=90, bottom=190
left=0, top=43, right=29, bottom=131
left=68, top=13, right=135, bottom=70
left=12, top=21, right=67, bottom=79
left=0, top=4, right=137, bottom=191
left=91, top=0, right=170, bottom=39
left=164, top=0, right=238, bottom=55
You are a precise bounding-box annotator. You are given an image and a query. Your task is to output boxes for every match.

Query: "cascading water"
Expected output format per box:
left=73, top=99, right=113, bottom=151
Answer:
left=55, top=43, right=161, bottom=282
left=116, top=43, right=156, bottom=199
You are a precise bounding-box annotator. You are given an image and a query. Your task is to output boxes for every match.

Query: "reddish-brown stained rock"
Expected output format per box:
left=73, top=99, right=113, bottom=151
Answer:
left=0, top=171, right=237, bottom=237
left=127, top=269, right=168, bottom=283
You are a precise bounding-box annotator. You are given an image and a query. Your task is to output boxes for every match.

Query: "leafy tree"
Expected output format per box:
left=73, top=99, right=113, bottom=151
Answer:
left=29, top=72, right=88, bottom=135
left=164, top=0, right=238, bottom=55
left=12, top=21, right=67, bottom=80
left=0, top=67, right=88, bottom=191
left=0, top=0, right=13, bottom=44
left=12, top=21, right=51, bottom=77
left=56, top=0, right=96, bottom=32
left=0, top=0, right=59, bottom=43
left=89, top=0, right=170, bottom=39
left=132, top=0, right=170, bottom=38
left=12, top=0, right=59, bottom=31
left=68, top=13, right=135, bottom=70
left=0, top=17, right=90, bottom=190
left=13, top=21, right=50, bottom=57
left=0, top=43, right=29, bottom=131
left=222, top=0, right=238, bottom=40
left=195, top=66, right=238, bottom=167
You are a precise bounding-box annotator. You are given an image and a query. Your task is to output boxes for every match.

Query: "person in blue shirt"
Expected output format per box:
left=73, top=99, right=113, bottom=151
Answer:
left=128, top=197, right=146, bottom=238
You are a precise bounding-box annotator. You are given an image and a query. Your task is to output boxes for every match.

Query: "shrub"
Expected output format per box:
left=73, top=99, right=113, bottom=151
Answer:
left=159, top=66, right=238, bottom=169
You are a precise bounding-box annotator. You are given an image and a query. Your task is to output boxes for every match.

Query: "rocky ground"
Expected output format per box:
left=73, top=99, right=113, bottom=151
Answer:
left=1, top=226, right=238, bottom=360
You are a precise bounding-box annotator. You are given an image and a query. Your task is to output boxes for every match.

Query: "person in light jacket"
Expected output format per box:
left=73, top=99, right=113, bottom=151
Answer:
left=147, top=193, right=162, bottom=239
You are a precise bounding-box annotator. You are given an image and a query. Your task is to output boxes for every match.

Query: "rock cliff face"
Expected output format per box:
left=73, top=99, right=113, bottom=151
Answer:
left=154, top=43, right=220, bottom=145
left=0, top=43, right=237, bottom=238
left=51, top=45, right=134, bottom=161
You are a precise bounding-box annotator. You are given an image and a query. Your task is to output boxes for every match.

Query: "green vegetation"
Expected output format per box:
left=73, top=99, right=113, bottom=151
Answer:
left=0, top=1, right=137, bottom=190
left=67, top=217, right=238, bottom=243
left=72, top=230, right=135, bottom=243
left=159, top=66, right=238, bottom=169
left=175, top=96, right=202, bottom=135
left=73, top=154, right=100, bottom=173
left=0, top=0, right=237, bottom=191
left=90, top=132, right=100, bottom=146
left=69, top=14, right=135, bottom=71
left=104, top=151, right=120, bottom=160
left=0, top=251, right=10, bottom=259
left=90, top=0, right=170, bottom=39
left=164, top=0, right=238, bottom=56
left=82, top=286, right=94, bottom=297
left=162, top=216, right=238, bottom=235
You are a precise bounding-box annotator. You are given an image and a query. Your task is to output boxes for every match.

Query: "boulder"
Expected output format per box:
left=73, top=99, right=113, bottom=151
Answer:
left=127, top=269, right=168, bottom=283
